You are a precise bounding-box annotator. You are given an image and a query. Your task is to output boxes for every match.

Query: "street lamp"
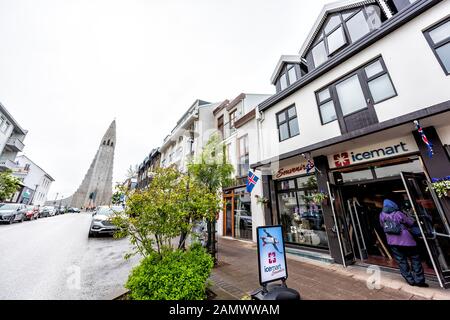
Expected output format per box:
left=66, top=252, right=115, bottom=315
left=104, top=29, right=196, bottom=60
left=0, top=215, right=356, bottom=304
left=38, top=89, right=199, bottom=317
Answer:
left=31, top=184, right=39, bottom=205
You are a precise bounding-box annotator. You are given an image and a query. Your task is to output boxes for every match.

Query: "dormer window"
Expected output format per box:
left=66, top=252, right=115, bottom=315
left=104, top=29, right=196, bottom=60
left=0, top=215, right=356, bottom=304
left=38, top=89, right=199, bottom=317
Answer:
left=308, top=5, right=385, bottom=69
left=277, top=64, right=299, bottom=92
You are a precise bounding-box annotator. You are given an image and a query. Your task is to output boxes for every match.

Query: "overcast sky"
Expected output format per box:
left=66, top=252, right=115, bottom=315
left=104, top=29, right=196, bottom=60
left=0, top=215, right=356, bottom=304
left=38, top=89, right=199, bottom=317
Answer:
left=0, top=0, right=330, bottom=201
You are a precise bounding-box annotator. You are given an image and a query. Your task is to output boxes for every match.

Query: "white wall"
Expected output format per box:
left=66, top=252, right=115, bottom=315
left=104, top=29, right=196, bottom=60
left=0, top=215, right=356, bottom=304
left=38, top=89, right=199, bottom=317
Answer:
left=14, top=156, right=53, bottom=206
left=259, top=1, right=450, bottom=162
left=436, top=123, right=450, bottom=146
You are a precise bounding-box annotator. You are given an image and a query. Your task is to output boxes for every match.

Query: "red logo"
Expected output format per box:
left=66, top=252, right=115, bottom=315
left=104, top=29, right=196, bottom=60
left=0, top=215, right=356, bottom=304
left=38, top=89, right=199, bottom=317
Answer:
left=333, top=152, right=350, bottom=167
left=268, top=252, right=276, bottom=264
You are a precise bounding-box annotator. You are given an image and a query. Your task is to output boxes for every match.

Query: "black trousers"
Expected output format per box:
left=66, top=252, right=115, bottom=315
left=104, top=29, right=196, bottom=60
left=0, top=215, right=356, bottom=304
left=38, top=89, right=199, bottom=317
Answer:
left=390, top=245, right=425, bottom=285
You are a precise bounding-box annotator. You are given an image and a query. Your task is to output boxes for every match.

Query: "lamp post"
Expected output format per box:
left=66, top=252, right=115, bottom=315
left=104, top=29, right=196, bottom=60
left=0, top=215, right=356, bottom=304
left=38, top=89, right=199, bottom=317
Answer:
left=31, top=184, right=39, bottom=205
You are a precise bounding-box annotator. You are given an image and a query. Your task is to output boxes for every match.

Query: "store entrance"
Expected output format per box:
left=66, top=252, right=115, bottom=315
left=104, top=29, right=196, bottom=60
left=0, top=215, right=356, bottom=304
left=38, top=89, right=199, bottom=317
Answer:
left=340, top=178, right=435, bottom=275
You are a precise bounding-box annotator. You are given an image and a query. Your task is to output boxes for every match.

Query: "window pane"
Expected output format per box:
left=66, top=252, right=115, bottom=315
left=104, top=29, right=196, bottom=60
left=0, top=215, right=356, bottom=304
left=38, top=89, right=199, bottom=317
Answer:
left=340, top=169, right=373, bottom=182
left=368, top=74, right=396, bottom=103
left=280, top=73, right=288, bottom=90
left=277, top=179, right=296, bottom=190
left=288, top=67, right=297, bottom=84
left=327, top=26, right=346, bottom=54
left=317, top=88, right=330, bottom=102
left=319, top=101, right=337, bottom=123
left=324, top=15, right=341, bottom=33
left=289, top=118, right=299, bottom=136
left=312, top=41, right=327, bottom=67
left=279, top=123, right=289, bottom=140
left=436, top=42, right=450, bottom=73
left=342, top=10, right=357, bottom=20
left=277, top=112, right=286, bottom=123
left=429, top=20, right=450, bottom=44
left=365, top=60, right=384, bottom=78
left=346, top=11, right=370, bottom=42
left=335, top=74, right=367, bottom=115
left=288, top=106, right=296, bottom=117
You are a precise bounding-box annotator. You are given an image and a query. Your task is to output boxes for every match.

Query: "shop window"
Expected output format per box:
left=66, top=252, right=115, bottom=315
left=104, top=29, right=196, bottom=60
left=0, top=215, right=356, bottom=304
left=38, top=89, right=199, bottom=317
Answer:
left=276, top=105, right=299, bottom=141
left=424, top=18, right=450, bottom=75
left=233, top=188, right=252, bottom=240
left=339, top=169, right=374, bottom=183
left=373, top=159, right=421, bottom=179
left=276, top=176, right=329, bottom=249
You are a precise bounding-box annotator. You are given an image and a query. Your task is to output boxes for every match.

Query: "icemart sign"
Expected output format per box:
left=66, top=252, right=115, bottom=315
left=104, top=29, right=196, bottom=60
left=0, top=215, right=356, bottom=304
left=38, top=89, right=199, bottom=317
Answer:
left=328, top=136, right=418, bottom=169
left=257, top=226, right=288, bottom=285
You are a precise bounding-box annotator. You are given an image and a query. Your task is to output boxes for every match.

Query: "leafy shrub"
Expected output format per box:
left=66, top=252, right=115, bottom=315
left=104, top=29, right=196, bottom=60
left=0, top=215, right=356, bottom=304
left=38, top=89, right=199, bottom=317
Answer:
left=126, top=244, right=214, bottom=300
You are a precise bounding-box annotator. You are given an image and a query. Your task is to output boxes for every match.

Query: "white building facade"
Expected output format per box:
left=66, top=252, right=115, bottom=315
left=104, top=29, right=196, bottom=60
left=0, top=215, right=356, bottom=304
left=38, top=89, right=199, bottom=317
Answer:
left=0, top=103, right=27, bottom=171
left=251, top=0, right=450, bottom=288
left=11, top=155, right=54, bottom=207
left=159, top=99, right=220, bottom=172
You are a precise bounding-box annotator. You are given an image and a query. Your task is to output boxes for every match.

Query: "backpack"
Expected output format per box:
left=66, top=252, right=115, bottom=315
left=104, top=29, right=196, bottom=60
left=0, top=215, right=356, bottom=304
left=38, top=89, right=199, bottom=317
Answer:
left=383, top=217, right=402, bottom=235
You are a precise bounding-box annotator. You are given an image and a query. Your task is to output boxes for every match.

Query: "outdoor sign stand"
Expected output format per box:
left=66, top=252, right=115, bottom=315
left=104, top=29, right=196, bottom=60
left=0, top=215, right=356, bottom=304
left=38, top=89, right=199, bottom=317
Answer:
left=251, top=225, right=300, bottom=300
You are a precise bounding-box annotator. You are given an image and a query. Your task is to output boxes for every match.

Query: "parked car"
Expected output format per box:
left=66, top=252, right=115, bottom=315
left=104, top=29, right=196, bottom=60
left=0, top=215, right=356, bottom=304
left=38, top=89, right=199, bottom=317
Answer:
left=55, top=206, right=66, bottom=215
left=0, top=203, right=28, bottom=224
left=68, top=207, right=81, bottom=213
left=24, top=205, right=40, bottom=221
left=88, top=205, right=125, bottom=237
left=39, top=206, right=56, bottom=218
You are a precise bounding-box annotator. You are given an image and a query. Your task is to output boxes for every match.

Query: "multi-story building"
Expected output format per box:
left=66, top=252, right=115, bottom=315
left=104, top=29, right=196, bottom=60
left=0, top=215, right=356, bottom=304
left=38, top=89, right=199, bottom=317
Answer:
left=137, top=148, right=161, bottom=190
left=0, top=103, right=27, bottom=171
left=11, top=155, right=54, bottom=206
left=159, top=99, right=221, bottom=172
left=213, top=93, right=271, bottom=241
left=250, top=0, right=450, bottom=288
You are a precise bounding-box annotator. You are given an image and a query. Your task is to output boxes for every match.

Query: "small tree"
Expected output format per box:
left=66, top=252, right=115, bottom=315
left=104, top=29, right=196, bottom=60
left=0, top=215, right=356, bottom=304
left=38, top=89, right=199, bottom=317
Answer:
left=0, top=170, right=21, bottom=202
left=187, top=133, right=234, bottom=261
left=112, top=166, right=219, bottom=258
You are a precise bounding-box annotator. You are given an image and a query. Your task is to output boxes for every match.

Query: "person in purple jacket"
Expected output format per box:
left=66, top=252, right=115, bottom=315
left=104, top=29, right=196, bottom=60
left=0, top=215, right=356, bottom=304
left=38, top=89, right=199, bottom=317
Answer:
left=379, top=199, right=428, bottom=287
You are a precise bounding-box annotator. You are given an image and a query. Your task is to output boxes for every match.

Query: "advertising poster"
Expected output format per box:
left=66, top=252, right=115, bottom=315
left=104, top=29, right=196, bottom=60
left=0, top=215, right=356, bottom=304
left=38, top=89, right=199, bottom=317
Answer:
left=257, top=225, right=288, bottom=285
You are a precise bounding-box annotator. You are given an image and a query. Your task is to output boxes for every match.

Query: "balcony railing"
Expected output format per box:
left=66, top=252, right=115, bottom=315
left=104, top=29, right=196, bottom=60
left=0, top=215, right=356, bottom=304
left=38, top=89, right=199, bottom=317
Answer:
left=6, top=137, right=25, bottom=152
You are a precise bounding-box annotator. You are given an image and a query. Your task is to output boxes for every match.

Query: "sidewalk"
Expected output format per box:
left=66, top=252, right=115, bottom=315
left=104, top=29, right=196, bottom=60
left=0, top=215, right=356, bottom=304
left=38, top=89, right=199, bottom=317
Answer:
left=210, top=237, right=450, bottom=300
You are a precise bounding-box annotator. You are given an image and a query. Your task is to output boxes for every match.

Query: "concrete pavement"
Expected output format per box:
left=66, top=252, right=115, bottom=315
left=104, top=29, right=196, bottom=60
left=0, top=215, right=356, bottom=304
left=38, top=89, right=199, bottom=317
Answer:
left=0, top=212, right=140, bottom=300
left=212, top=237, right=450, bottom=300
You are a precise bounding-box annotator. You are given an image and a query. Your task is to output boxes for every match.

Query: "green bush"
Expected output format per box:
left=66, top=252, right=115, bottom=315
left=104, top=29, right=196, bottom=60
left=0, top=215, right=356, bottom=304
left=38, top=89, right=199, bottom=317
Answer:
left=126, top=244, right=214, bottom=300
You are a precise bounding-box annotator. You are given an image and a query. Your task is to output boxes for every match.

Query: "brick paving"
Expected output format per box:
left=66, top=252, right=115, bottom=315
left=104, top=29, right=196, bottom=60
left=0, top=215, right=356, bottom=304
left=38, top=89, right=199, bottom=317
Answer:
left=211, top=237, right=449, bottom=300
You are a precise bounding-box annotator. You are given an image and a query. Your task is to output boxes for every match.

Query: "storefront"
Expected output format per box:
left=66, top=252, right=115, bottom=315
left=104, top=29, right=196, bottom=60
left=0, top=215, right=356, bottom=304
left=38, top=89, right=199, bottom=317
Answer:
left=222, top=186, right=253, bottom=241
left=272, top=161, right=329, bottom=251
left=259, top=125, right=450, bottom=288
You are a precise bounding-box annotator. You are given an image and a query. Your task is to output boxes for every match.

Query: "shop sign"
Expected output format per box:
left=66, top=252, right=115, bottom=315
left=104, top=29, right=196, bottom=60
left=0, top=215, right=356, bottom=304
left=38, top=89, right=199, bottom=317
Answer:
left=273, top=161, right=314, bottom=180
left=257, top=225, right=288, bottom=285
left=328, top=136, right=418, bottom=169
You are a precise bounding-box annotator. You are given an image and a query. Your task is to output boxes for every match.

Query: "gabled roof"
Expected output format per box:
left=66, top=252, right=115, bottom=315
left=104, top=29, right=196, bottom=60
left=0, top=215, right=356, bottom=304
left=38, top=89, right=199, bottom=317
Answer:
left=298, top=0, right=382, bottom=58
left=270, top=55, right=302, bottom=84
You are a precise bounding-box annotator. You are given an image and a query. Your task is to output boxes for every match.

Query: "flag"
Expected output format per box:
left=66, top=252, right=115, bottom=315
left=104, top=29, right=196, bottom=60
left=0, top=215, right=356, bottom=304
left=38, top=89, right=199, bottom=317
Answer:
left=246, top=171, right=259, bottom=193
left=414, top=120, right=434, bottom=158
left=306, top=158, right=315, bottom=174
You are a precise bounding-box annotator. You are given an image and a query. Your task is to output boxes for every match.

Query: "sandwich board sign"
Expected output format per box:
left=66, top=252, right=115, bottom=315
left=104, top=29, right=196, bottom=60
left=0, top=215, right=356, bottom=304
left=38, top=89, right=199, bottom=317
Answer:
left=256, top=225, right=288, bottom=285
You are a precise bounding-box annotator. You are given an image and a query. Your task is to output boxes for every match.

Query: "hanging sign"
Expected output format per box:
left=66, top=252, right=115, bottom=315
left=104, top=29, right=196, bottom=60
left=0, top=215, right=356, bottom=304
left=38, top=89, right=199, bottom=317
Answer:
left=257, top=225, right=288, bottom=285
left=328, top=135, right=418, bottom=169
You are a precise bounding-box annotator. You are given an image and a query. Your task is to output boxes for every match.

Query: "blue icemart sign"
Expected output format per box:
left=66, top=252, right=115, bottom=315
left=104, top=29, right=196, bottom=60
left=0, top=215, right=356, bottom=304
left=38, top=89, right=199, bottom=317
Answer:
left=257, top=225, right=288, bottom=285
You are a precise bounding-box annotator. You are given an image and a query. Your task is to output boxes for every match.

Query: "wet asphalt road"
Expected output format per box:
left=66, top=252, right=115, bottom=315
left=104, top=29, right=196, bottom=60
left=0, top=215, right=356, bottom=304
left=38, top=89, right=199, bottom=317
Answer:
left=0, top=212, right=141, bottom=300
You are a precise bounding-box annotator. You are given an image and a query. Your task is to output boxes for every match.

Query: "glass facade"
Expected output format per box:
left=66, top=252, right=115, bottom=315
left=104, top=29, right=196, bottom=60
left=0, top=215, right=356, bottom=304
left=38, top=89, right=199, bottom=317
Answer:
left=276, top=175, right=329, bottom=249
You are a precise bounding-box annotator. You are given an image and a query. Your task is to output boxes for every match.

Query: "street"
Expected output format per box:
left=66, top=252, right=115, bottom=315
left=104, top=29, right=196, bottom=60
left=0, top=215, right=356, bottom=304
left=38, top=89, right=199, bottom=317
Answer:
left=0, top=212, right=140, bottom=300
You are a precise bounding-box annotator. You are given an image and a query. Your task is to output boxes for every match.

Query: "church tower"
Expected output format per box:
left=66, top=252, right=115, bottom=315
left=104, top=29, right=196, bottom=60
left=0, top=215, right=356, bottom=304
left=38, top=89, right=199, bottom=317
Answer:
left=70, top=120, right=116, bottom=208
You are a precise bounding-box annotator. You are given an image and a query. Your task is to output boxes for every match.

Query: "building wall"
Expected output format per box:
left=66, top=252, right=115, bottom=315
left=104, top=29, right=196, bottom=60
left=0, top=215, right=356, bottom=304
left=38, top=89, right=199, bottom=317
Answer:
left=259, top=0, right=450, bottom=162
left=14, top=156, right=53, bottom=207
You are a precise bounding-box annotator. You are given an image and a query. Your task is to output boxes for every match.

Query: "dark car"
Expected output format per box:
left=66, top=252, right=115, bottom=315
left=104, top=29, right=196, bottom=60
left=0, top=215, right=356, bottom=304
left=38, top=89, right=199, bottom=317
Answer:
left=24, top=205, right=39, bottom=221
left=88, top=205, right=124, bottom=237
left=0, top=203, right=28, bottom=224
left=39, top=206, right=56, bottom=218
left=68, top=207, right=81, bottom=213
left=56, top=207, right=66, bottom=215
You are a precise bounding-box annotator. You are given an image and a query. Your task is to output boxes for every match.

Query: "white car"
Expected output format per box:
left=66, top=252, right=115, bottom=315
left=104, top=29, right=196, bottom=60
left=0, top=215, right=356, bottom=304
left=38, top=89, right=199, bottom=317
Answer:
left=88, top=205, right=125, bottom=237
